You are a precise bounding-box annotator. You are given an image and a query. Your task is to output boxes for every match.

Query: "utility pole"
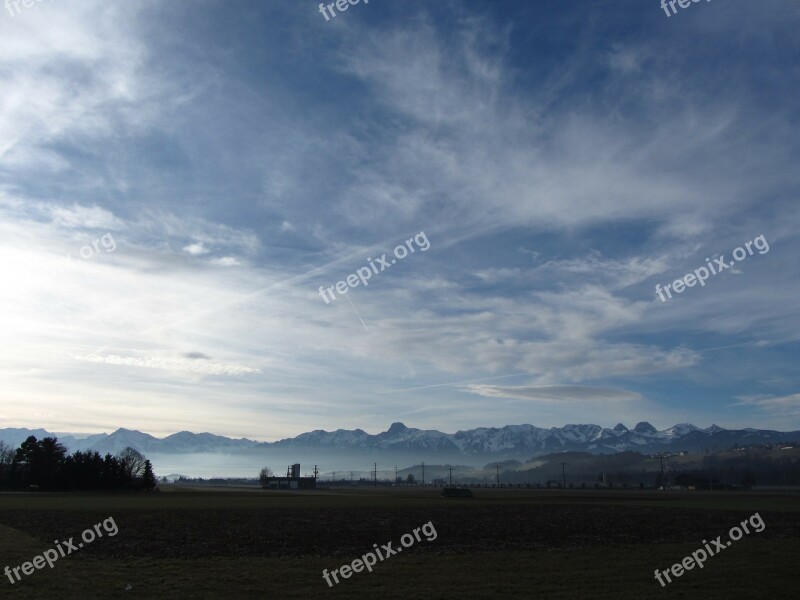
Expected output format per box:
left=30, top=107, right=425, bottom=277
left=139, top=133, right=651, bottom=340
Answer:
left=332, top=471, right=336, bottom=483
left=559, top=462, right=568, bottom=488
left=421, top=462, right=425, bottom=486
left=654, top=453, right=667, bottom=489
left=496, top=465, right=500, bottom=487
left=373, top=462, right=377, bottom=486
left=447, top=465, right=454, bottom=486
left=313, top=465, right=318, bottom=480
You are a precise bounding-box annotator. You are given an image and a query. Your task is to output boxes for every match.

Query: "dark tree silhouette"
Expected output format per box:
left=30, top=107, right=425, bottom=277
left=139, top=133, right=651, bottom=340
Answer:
left=117, top=447, right=147, bottom=480
left=0, top=436, right=155, bottom=491
left=258, top=467, right=273, bottom=488
left=12, top=436, right=67, bottom=488
left=0, top=441, right=13, bottom=487
left=142, top=460, right=156, bottom=491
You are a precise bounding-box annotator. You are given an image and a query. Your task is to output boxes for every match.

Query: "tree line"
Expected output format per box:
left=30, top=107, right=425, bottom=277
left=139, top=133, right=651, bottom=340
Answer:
left=0, top=436, right=156, bottom=491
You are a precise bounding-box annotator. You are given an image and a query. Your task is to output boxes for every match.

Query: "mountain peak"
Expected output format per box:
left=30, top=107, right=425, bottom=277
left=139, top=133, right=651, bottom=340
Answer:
left=387, top=422, right=408, bottom=435
left=665, top=423, right=700, bottom=436
left=613, top=423, right=628, bottom=432
left=633, top=421, right=657, bottom=434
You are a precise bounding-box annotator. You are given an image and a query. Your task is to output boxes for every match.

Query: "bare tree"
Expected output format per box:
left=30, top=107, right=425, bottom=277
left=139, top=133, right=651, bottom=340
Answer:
left=117, top=447, right=147, bottom=480
left=258, top=466, right=273, bottom=488
left=0, top=441, right=13, bottom=466
left=0, top=441, right=14, bottom=486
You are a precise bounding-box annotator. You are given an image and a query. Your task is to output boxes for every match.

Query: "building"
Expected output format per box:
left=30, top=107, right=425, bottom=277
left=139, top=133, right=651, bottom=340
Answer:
left=262, top=463, right=317, bottom=489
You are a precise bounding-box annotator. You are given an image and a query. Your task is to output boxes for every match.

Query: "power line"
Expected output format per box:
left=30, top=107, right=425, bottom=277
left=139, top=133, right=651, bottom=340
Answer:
left=559, top=462, right=568, bottom=488
left=653, top=453, right=668, bottom=489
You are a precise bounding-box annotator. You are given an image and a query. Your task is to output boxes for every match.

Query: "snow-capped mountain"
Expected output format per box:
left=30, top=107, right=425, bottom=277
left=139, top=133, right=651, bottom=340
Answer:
left=2, top=422, right=799, bottom=460
left=259, top=421, right=800, bottom=458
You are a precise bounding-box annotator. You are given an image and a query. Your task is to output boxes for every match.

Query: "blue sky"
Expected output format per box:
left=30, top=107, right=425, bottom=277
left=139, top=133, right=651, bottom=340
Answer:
left=0, top=0, right=798, bottom=440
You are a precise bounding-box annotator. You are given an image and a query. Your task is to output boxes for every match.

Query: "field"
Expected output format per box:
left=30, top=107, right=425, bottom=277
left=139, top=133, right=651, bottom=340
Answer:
left=1, top=487, right=798, bottom=599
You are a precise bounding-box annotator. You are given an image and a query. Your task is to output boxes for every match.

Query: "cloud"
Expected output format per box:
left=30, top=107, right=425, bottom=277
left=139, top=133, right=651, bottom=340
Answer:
left=72, top=354, right=260, bottom=376
left=464, top=384, right=645, bottom=404
left=183, top=243, right=210, bottom=255
left=47, top=204, right=125, bottom=230
left=607, top=44, right=644, bottom=74
left=210, top=257, right=240, bottom=267
left=733, top=394, right=800, bottom=419
left=0, top=1, right=797, bottom=436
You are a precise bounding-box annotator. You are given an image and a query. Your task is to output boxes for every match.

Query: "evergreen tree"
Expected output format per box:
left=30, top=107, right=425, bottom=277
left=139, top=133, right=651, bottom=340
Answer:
left=142, top=460, right=156, bottom=491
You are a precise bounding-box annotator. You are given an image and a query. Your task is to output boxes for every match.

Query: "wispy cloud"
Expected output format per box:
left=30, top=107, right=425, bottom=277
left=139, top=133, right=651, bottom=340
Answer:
left=183, top=243, right=210, bottom=255
left=733, top=394, right=800, bottom=419
left=464, top=384, right=644, bottom=404
left=0, top=0, right=797, bottom=437
left=72, top=354, right=261, bottom=376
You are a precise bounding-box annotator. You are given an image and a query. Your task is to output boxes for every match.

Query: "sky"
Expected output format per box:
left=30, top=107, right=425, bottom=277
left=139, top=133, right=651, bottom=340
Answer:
left=0, top=0, right=799, bottom=441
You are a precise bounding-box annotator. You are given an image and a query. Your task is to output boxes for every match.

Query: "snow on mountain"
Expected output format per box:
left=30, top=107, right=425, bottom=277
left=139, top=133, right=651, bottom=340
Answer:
left=2, top=421, right=799, bottom=461
left=453, top=424, right=551, bottom=454
left=269, top=428, right=371, bottom=449
left=612, top=423, right=629, bottom=435
left=632, top=422, right=658, bottom=435
left=661, top=423, right=701, bottom=438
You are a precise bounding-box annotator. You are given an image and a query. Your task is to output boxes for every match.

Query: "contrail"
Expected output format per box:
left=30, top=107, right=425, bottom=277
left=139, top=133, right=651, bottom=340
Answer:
left=346, top=295, right=369, bottom=332
left=376, top=372, right=529, bottom=394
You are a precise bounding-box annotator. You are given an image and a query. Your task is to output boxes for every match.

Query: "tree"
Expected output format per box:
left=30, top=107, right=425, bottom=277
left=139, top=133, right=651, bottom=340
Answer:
left=258, top=467, right=273, bottom=488
left=13, top=436, right=42, bottom=486
left=0, top=441, right=14, bottom=465
left=117, top=447, right=147, bottom=481
left=12, top=436, right=67, bottom=489
left=406, top=473, right=416, bottom=485
left=0, top=441, right=14, bottom=487
left=39, top=437, right=68, bottom=488
left=142, top=460, right=156, bottom=491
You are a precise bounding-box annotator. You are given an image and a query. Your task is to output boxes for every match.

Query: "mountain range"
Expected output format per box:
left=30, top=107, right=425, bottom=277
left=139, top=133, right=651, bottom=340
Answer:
left=2, top=422, right=799, bottom=461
